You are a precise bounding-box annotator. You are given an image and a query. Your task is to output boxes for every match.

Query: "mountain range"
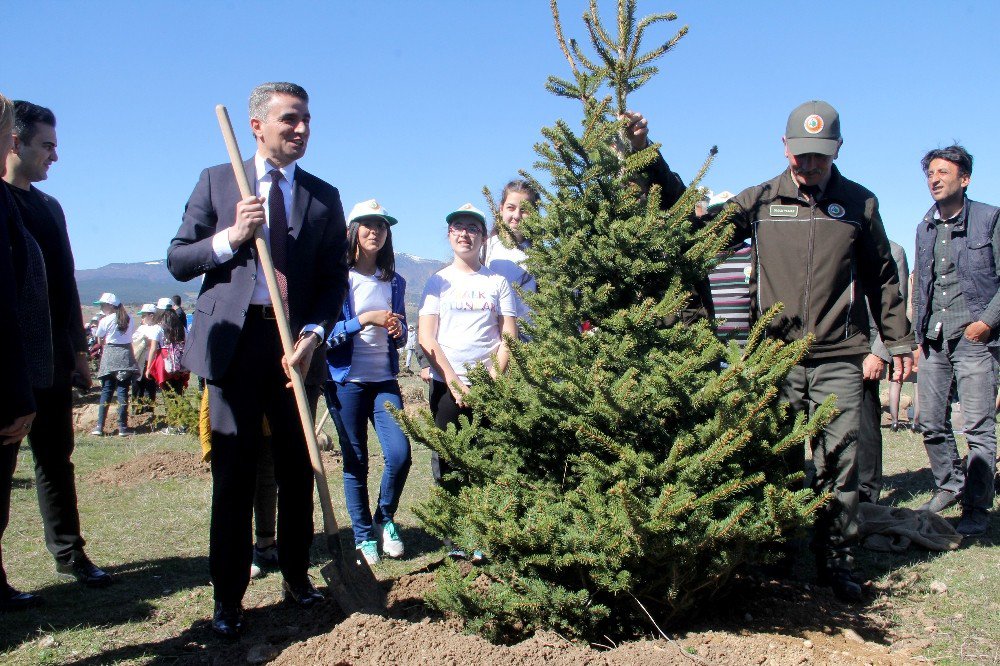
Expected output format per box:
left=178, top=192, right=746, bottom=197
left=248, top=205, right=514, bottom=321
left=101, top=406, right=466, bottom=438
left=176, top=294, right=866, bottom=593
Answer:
left=76, top=252, right=447, bottom=320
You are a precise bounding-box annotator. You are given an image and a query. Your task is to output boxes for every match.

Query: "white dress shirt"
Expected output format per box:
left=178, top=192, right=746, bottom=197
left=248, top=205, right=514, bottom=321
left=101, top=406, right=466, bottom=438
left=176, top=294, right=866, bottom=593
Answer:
left=210, top=153, right=323, bottom=339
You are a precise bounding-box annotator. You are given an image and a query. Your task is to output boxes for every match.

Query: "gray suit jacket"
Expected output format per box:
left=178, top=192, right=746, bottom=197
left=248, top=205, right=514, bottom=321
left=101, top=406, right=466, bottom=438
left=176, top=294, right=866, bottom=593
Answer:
left=167, top=158, right=348, bottom=381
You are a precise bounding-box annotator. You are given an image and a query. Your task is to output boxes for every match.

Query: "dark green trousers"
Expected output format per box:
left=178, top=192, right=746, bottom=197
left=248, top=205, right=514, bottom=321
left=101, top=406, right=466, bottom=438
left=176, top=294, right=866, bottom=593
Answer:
left=781, top=355, right=863, bottom=571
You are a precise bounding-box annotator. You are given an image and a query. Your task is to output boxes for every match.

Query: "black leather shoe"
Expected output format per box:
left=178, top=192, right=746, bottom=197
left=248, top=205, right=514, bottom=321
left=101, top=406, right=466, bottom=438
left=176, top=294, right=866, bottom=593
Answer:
left=817, top=568, right=863, bottom=603
left=918, top=490, right=960, bottom=514
left=211, top=602, right=244, bottom=639
left=0, top=584, right=43, bottom=612
left=55, top=552, right=113, bottom=588
left=282, top=579, right=324, bottom=608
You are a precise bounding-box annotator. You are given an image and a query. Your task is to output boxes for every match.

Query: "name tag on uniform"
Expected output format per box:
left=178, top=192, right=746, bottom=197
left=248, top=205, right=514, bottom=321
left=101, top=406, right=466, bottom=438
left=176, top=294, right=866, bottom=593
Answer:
left=769, top=204, right=798, bottom=217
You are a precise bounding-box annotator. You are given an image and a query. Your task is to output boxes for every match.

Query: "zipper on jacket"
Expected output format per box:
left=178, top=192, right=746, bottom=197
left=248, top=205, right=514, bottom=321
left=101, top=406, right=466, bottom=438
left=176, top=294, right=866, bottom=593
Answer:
left=752, top=222, right=762, bottom=319
left=845, top=253, right=855, bottom=340
left=802, top=204, right=815, bottom=338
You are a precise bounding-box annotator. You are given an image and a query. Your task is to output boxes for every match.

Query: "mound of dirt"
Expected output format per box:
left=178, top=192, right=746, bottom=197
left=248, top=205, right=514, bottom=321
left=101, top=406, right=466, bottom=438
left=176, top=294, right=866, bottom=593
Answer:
left=273, top=613, right=679, bottom=666
left=270, top=570, right=918, bottom=666
left=89, top=450, right=210, bottom=485
left=273, top=612, right=912, bottom=666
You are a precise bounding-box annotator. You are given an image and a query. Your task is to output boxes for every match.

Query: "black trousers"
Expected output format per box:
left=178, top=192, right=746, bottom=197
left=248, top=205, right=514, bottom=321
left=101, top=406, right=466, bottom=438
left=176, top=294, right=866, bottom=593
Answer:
left=207, top=308, right=315, bottom=604
left=429, top=379, right=473, bottom=496
left=0, top=380, right=85, bottom=587
left=0, top=440, right=19, bottom=589
left=857, top=378, right=884, bottom=504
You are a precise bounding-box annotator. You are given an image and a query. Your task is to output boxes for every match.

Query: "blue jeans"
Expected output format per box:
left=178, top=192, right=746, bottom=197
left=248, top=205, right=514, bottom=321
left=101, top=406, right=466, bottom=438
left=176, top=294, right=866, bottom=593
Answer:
left=918, top=336, right=998, bottom=511
left=325, top=380, right=412, bottom=546
left=97, top=375, right=131, bottom=431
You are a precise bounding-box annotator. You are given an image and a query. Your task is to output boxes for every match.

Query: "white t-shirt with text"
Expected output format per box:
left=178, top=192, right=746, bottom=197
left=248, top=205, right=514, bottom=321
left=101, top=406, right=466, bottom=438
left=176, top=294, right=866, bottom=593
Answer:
left=419, top=264, right=516, bottom=385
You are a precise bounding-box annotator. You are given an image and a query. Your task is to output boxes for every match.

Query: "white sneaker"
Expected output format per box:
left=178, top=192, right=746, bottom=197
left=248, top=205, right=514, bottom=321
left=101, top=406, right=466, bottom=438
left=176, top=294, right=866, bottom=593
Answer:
left=381, top=521, right=404, bottom=558
left=356, top=540, right=381, bottom=566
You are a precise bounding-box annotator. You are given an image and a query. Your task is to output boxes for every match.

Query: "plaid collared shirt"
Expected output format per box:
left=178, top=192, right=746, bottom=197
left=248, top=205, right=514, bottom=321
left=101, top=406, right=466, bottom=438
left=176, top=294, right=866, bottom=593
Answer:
left=926, top=211, right=973, bottom=341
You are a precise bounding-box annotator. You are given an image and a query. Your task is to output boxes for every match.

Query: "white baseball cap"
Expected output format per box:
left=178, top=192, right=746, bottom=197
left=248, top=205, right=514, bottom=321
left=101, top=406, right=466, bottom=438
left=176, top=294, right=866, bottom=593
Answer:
left=445, top=203, right=486, bottom=227
left=156, top=297, right=174, bottom=310
left=137, top=303, right=156, bottom=314
left=93, top=292, right=121, bottom=307
left=347, top=199, right=398, bottom=226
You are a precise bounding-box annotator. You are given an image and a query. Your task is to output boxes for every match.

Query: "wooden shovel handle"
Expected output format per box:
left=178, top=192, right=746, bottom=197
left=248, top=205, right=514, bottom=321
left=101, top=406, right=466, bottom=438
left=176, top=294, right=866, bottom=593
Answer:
left=214, top=105, right=339, bottom=538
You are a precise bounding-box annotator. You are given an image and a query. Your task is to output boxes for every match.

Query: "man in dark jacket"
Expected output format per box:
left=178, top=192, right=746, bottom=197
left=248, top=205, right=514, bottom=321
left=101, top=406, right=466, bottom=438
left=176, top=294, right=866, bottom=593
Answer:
left=3, top=101, right=112, bottom=595
left=912, top=145, right=998, bottom=537
left=167, top=82, right=348, bottom=638
left=0, top=92, right=43, bottom=612
left=726, top=101, right=913, bottom=601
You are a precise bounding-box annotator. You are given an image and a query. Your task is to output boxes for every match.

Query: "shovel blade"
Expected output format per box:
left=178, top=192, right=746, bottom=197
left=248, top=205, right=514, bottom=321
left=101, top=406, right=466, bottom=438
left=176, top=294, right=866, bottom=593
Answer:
left=320, top=535, right=386, bottom=616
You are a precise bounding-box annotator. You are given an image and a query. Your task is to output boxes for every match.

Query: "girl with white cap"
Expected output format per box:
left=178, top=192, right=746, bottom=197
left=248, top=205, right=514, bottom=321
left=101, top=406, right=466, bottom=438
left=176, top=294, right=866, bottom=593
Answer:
left=324, top=199, right=411, bottom=565
left=91, top=293, right=138, bottom=436
left=131, top=304, right=159, bottom=414
left=418, top=203, right=518, bottom=559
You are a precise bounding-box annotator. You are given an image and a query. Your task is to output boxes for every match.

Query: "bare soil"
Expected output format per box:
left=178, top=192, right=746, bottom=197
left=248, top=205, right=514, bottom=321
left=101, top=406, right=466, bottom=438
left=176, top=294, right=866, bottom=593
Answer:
left=89, top=450, right=210, bottom=485
left=263, top=569, right=923, bottom=666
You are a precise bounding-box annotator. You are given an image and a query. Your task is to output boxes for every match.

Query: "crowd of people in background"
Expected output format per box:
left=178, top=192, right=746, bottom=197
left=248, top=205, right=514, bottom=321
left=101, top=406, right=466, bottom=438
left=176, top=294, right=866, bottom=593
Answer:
left=87, top=293, right=190, bottom=436
left=2, top=83, right=996, bottom=641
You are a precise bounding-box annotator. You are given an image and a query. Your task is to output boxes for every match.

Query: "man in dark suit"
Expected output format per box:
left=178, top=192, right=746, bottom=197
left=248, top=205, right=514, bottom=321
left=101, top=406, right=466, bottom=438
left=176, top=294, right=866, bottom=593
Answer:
left=0, top=91, right=44, bottom=612
left=3, top=101, right=112, bottom=592
left=167, top=82, right=348, bottom=638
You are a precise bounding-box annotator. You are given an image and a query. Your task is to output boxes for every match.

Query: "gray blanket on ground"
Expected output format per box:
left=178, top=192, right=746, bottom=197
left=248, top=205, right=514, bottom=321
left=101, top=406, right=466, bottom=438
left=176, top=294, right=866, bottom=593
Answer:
left=858, top=503, right=962, bottom=552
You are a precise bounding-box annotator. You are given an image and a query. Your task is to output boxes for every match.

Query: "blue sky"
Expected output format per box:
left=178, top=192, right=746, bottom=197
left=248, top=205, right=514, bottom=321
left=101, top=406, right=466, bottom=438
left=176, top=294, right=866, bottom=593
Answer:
left=5, top=1, right=999, bottom=271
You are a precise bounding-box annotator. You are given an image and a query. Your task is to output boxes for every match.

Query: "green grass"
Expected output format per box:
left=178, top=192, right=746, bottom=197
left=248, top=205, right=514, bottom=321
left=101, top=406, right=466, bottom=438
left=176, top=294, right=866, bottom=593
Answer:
left=0, top=377, right=997, bottom=664
left=856, top=422, right=1000, bottom=665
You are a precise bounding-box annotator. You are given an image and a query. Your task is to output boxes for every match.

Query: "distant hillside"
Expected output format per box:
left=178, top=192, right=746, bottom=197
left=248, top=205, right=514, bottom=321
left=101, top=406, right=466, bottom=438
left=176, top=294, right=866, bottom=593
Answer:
left=76, top=260, right=196, bottom=307
left=76, top=253, right=447, bottom=320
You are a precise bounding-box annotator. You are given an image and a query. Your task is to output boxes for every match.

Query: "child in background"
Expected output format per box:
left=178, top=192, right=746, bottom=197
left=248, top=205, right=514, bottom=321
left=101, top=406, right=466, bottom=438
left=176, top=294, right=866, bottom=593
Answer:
left=91, top=293, right=138, bottom=437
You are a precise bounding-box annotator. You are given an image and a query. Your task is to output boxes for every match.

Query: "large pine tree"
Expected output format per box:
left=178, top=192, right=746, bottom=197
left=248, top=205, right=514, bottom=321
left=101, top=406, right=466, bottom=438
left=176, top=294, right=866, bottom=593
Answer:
left=395, top=0, right=831, bottom=641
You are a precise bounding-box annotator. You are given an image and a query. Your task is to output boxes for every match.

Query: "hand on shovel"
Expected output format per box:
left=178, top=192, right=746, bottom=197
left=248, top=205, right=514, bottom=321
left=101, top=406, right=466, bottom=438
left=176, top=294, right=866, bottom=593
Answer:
left=281, top=333, right=320, bottom=388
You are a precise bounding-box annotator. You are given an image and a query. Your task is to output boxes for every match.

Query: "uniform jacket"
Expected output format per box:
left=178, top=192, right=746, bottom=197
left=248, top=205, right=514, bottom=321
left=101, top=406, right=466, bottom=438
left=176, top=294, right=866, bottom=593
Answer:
left=729, top=165, right=912, bottom=359
left=325, top=271, right=407, bottom=383
left=913, top=196, right=1000, bottom=344
left=167, top=158, right=349, bottom=380
left=647, top=150, right=714, bottom=324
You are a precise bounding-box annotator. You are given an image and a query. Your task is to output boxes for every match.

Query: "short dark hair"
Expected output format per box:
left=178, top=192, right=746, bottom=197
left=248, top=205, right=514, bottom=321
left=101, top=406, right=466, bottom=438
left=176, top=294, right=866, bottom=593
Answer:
left=171, top=294, right=182, bottom=307
left=249, top=82, right=308, bottom=121
left=921, top=145, right=973, bottom=178
left=12, top=101, right=56, bottom=146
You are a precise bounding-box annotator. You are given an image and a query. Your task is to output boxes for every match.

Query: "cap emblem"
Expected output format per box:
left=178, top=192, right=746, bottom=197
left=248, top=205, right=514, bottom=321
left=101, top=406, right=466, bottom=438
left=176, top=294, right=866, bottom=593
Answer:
left=369, top=200, right=380, bottom=209
left=804, top=114, right=824, bottom=134
left=827, top=203, right=845, bottom=218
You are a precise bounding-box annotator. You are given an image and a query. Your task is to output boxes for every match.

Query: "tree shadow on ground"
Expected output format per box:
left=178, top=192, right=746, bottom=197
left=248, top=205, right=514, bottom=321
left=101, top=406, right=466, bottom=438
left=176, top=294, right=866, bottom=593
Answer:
left=0, top=555, right=210, bottom=652
left=49, top=557, right=447, bottom=665
left=66, top=595, right=354, bottom=666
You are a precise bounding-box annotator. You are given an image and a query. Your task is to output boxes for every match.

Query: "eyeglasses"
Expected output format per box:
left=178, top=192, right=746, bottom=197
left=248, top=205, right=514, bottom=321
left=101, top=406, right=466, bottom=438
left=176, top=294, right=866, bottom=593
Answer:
left=449, top=223, right=483, bottom=236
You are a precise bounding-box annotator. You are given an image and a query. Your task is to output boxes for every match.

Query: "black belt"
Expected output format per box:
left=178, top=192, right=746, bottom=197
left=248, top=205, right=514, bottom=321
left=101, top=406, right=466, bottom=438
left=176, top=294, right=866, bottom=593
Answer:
left=247, top=304, right=277, bottom=320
